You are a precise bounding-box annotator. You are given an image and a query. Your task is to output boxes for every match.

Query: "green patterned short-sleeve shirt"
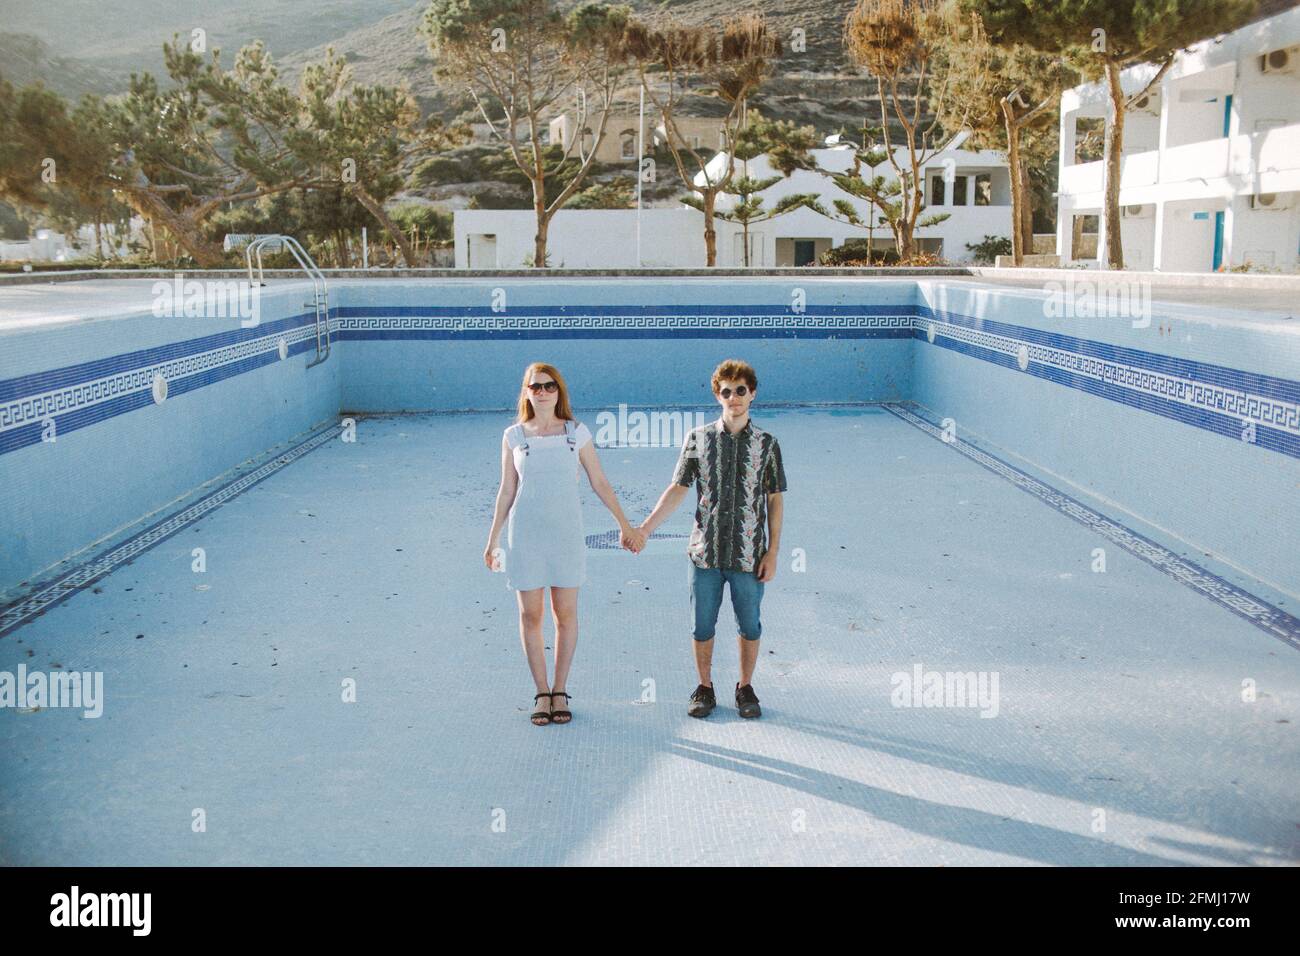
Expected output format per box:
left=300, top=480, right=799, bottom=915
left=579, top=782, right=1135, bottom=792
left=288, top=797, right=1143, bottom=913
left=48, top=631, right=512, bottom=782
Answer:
left=671, top=417, right=787, bottom=572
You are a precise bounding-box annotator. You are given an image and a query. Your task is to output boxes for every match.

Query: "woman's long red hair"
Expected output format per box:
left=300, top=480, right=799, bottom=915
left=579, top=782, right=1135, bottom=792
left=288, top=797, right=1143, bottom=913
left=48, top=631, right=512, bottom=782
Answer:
left=515, top=362, right=576, bottom=424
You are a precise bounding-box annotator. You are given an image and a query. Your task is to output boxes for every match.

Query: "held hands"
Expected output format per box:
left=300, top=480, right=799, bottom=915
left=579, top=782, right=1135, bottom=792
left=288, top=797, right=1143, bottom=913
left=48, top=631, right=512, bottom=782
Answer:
left=620, top=525, right=648, bottom=554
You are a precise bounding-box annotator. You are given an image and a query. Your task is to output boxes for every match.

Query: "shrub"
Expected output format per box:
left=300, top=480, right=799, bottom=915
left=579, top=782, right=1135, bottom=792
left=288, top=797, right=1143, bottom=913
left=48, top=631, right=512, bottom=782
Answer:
left=567, top=177, right=635, bottom=209
left=820, top=240, right=899, bottom=266
left=965, top=234, right=1013, bottom=265
left=410, top=157, right=467, bottom=187
left=389, top=203, right=452, bottom=242
left=467, top=187, right=531, bottom=209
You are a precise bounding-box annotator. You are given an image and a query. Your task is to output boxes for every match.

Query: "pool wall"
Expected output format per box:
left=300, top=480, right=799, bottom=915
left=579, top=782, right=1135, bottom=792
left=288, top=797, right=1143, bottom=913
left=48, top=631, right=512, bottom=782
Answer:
left=1, top=276, right=1297, bottom=606
left=332, top=278, right=917, bottom=411
left=913, top=280, right=1300, bottom=599
left=0, top=283, right=340, bottom=599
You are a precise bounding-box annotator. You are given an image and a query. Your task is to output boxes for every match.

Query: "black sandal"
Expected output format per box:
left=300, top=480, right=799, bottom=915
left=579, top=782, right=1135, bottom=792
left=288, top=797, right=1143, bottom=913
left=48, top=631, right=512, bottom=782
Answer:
left=550, top=691, right=572, bottom=724
left=531, top=692, right=553, bottom=726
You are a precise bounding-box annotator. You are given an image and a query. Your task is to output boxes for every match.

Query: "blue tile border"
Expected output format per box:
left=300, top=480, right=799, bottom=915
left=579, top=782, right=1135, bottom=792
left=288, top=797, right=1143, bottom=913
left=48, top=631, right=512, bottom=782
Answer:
left=912, top=309, right=1300, bottom=460
left=922, top=305, right=1300, bottom=405
left=0, top=310, right=321, bottom=402
left=0, top=312, right=325, bottom=455
left=331, top=307, right=917, bottom=341
left=337, top=304, right=915, bottom=318
left=332, top=327, right=915, bottom=341
left=884, top=402, right=1300, bottom=651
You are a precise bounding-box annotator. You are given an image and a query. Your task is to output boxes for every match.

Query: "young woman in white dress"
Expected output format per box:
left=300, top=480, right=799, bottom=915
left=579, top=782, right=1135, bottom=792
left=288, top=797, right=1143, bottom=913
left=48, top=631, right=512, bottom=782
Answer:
left=484, top=363, right=646, bottom=725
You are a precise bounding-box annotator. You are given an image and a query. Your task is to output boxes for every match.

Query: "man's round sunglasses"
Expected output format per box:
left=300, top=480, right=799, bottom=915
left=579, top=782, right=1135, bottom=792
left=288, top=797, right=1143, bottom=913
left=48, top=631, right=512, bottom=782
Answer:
left=718, top=385, right=750, bottom=398
left=526, top=381, right=559, bottom=393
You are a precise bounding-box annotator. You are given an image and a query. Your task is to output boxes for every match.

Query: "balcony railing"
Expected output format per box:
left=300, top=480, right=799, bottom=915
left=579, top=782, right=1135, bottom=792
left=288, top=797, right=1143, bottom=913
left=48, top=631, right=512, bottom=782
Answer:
left=1060, top=122, right=1300, bottom=199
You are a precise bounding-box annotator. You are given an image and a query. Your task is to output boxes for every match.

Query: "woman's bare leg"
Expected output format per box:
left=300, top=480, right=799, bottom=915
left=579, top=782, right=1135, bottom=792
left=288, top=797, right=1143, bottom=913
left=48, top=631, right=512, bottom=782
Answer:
left=517, top=587, right=550, bottom=719
left=549, top=586, right=579, bottom=713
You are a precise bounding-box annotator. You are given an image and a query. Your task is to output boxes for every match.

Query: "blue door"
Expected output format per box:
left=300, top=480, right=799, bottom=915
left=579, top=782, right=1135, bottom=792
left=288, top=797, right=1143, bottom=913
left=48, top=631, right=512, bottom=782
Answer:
left=1212, top=211, right=1224, bottom=270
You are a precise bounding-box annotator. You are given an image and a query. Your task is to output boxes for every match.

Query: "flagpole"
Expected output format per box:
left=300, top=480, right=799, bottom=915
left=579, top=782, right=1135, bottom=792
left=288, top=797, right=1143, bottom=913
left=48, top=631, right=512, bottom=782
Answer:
left=636, top=84, right=644, bottom=269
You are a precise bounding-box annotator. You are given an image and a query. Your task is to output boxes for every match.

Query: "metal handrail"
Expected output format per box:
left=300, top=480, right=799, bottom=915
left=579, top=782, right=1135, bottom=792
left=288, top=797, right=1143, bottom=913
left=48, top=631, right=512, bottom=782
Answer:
left=244, top=234, right=331, bottom=367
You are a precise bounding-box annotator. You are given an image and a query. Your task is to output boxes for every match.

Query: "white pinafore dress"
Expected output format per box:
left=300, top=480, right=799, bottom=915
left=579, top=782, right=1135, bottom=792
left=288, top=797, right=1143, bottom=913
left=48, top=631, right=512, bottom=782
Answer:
left=503, top=419, right=590, bottom=590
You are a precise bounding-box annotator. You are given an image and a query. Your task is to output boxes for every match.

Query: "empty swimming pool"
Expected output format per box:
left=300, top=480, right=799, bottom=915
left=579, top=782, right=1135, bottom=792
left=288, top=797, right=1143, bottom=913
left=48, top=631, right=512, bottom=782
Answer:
left=0, top=273, right=1297, bottom=865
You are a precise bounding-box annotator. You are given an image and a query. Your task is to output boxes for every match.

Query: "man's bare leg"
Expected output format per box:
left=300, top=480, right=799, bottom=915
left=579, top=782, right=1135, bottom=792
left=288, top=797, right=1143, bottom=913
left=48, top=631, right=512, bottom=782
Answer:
left=694, top=637, right=714, bottom=687
left=738, top=633, right=760, bottom=687
left=735, top=634, right=763, bottom=718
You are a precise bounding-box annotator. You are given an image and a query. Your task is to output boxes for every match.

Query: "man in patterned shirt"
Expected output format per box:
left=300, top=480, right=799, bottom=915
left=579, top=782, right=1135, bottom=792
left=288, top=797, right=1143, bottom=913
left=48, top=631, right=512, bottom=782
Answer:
left=638, top=359, right=787, bottom=718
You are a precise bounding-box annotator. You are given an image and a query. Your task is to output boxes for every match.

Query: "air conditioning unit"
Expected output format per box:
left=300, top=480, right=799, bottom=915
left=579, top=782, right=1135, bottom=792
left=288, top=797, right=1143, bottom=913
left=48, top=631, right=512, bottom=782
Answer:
left=1249, top=192, right=1293, bottom=211
left=1132, top=92, right=1160, bottom=114
left=1259, top=46, right=1299, bottom=75
left=1122, top=204, right=1152, bottom=218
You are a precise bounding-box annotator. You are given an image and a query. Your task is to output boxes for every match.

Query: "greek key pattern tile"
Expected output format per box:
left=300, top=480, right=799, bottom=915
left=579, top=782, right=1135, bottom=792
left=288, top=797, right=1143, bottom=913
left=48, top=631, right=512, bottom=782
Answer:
left=885, top=402, right=1300, bottom=651
left=916, top=317, right=1300, bottom=436
left=0, top=320, right=324, bottom=435
left=333, top=312, right=916, bottom=333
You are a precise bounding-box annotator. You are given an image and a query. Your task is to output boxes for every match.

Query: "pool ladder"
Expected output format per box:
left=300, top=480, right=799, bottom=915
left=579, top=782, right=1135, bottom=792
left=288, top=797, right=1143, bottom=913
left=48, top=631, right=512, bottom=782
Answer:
left=244, top=234, right=331, bottom=368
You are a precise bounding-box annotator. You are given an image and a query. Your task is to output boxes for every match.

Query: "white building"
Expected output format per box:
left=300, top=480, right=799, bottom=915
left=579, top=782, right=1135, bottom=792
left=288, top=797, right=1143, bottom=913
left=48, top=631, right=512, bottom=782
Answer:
left=696, top=136, right=1013, bottom=266
left=547, top=110, right=728, bottom=164
left=458, top=208, right=708, bottom=269
left=0, top=219, right=142, bottom=263
left=454, top=135, right=1014, bottom=268
left=1056, top=5, right=1300, bottom=272
left=0, top=229, right=70, bottom=262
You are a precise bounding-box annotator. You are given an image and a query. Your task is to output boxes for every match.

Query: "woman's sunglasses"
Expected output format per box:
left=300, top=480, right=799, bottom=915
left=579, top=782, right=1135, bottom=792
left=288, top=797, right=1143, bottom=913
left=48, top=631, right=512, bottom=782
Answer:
left=718, top=385, right=750, bottom=399
left=527, top=381, right=559, bottom=393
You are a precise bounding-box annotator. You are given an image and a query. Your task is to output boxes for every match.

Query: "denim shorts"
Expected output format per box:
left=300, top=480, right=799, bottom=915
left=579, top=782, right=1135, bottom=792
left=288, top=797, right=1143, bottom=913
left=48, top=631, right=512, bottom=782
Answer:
left=688, top=560, right=765, bottom=641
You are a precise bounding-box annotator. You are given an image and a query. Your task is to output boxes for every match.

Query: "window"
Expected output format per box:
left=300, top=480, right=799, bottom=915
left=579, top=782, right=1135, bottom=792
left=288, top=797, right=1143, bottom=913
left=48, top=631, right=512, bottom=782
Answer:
left=952, top=175, right=968, bottom=206
left=620, top=130, right=637, bottom=160
left=975, top=173, right=991, bottom=206
left=930, top=174, right=946, bottom=206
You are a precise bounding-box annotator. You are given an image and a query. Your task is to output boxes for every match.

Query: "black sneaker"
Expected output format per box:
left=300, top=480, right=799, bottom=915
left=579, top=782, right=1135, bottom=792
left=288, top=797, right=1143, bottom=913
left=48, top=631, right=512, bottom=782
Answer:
left=735, top=683, right=761, bottom=718
left=687, top=683, right=716, bottom=718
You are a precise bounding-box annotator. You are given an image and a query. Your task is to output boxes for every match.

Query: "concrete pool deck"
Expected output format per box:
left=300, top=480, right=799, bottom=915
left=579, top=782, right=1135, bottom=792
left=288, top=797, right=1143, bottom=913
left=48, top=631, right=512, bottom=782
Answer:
left=2, top=270, right=1299, bottom=335
left=0, top=405, right=1296, bottom=866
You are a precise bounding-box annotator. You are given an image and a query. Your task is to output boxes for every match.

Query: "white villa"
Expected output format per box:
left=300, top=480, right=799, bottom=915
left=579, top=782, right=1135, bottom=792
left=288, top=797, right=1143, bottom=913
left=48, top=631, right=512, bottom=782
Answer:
left=694, top=134, right=1013, bottom=267
left=547, top=109, right=728, bottom=165
left=1056, top=4, right=1300, bottom=272
left=453, top=134, right=1014, bottom=268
